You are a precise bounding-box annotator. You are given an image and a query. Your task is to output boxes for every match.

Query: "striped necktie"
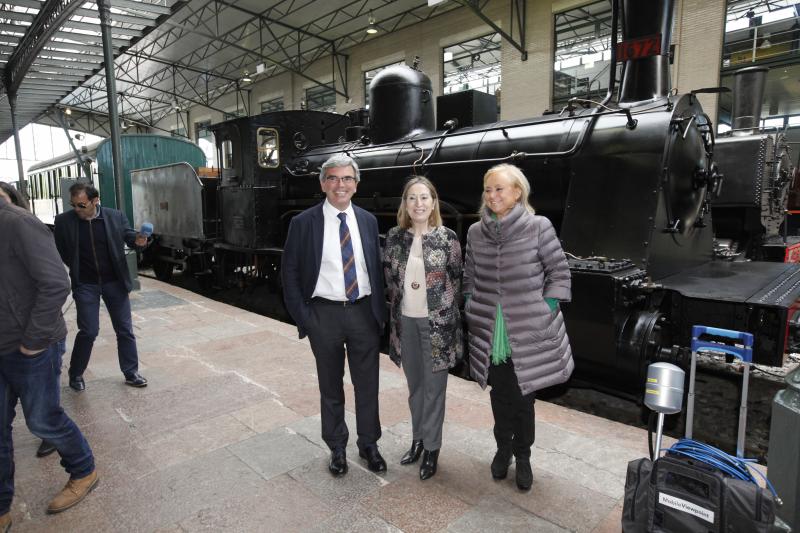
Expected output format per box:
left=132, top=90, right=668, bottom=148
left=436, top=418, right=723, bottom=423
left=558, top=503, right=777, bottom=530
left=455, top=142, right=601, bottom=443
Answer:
left=338, top=212, right=359, bottom=303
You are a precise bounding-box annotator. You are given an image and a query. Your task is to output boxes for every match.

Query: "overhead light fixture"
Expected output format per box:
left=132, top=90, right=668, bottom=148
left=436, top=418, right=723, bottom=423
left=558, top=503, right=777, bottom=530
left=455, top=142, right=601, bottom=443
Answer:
left=366, top=12, right=378, bottom=34
left=241, top=70, right=253, bottom=83
left=64, top=107, right=72, bottom=115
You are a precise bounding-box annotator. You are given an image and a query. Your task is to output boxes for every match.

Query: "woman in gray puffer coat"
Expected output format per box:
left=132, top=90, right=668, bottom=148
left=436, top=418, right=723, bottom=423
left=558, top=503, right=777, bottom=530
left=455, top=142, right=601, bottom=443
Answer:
left=463, top=163, right=573, bottom=491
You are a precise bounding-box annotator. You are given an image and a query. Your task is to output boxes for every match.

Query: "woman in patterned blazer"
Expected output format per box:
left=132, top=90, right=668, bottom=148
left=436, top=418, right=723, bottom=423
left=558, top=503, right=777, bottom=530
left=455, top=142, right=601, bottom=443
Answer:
left=383, top=176, right=463, bottom=481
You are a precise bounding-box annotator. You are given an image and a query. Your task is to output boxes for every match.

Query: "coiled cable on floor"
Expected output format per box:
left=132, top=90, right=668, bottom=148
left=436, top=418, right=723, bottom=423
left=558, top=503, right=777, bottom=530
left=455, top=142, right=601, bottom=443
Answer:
left=667, top=438, right=780, bottom=501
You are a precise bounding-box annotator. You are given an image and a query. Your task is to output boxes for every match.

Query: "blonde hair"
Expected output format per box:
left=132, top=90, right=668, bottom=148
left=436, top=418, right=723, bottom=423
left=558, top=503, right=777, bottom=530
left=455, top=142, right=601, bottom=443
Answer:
left=480, top=163, right=535, bottom=214
left=397, top=176, right=443, bottom=229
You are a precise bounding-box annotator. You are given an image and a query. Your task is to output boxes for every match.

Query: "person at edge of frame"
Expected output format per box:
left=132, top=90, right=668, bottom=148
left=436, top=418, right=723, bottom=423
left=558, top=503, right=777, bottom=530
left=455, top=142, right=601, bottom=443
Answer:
left=382, top=175, right=463, bottom=481
left=0, top=183, right=62, bottom=460
left=53, top=182, right=149, bottom=393
left=463, top=163, right=574, bottom=491
left=0, top=183, right=99, bottom=530
left=281, top=153, right=388, bottom=477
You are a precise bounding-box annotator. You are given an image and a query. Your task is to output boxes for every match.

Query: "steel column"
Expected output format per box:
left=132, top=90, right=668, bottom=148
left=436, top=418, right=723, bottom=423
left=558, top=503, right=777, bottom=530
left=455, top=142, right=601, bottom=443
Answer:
left=97, top=0, right=126, bottom=216
left=8, top=93, right=28, bottom=201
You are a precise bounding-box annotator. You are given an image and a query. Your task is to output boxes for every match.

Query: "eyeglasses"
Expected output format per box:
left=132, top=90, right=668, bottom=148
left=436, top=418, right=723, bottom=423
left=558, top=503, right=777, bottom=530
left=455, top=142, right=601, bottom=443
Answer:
left=70, top=202, right=89, bottom=209
left=325, top=175, right=356, bottom=184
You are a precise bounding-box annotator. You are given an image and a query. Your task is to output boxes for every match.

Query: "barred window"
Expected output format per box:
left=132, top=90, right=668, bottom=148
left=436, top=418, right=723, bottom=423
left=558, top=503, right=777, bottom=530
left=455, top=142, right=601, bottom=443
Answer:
left=306, top=85, right=336, bottom=112
left=443, top=33, right=501, bottom=97
left=260, top=97, right=284, bottom=113
left=553, top=1, right=614, bottom=111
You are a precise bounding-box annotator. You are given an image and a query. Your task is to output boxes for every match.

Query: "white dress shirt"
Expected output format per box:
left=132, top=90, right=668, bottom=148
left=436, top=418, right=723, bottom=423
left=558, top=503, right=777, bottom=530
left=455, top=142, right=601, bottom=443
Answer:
left=312, top=199, right=372, bottom=301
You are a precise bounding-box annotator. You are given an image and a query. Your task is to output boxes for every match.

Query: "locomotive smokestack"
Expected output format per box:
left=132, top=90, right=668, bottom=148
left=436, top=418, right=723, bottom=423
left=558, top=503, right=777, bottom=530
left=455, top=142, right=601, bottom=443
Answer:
left=618, top=0, right=674, bottom=105
left=731, top=66, right=768, bottom=136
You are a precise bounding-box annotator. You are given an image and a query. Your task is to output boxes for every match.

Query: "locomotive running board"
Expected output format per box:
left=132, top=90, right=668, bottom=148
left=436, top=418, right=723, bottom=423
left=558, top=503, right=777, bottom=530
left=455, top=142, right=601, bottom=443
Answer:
left=656, top=261, right=800, bottom=366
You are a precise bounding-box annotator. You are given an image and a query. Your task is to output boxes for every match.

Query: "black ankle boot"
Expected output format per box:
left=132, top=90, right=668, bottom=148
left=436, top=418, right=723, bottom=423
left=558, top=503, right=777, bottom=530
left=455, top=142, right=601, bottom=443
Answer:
left=400, top=440, right=424, bottom=465
left=419, top=449, right=439, bottom=480
left=490, top=447, right=513, bottom=480
left=515, top=459, right=532, bottom=490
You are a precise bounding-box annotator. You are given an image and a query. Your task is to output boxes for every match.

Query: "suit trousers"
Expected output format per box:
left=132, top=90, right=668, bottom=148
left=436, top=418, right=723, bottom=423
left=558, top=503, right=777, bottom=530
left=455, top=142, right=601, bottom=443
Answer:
left=306, top=298, right=381, bottom=451
left=70, top=280, right=139, bottom=378
left=400, top=315, right=448, bottom=451
left=488, top=360, right=536, bottom=460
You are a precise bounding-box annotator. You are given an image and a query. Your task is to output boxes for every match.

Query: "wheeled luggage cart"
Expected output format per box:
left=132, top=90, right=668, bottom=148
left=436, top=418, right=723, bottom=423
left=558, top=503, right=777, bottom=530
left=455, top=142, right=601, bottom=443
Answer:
left=685, top=325, right=754, bottom=458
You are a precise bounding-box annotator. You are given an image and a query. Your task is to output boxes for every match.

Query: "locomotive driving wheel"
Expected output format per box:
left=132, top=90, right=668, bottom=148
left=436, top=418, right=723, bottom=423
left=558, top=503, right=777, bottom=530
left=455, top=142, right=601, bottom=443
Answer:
left=619, top=310, right=672, bottom=385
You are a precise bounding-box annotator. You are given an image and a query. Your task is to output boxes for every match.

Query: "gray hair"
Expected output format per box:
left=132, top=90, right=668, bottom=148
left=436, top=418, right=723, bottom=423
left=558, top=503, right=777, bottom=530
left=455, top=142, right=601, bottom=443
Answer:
left=319, top=153, right=360, bottom=183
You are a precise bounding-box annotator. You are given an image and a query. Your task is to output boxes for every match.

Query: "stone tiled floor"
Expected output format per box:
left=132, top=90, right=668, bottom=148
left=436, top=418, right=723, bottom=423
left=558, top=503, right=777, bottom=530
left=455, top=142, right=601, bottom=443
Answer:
left=8, top=277, right=668, bottom=532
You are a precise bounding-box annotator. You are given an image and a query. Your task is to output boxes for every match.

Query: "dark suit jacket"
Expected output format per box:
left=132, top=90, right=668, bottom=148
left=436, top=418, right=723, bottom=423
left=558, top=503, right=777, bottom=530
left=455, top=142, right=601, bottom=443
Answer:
left=282, top=201, right=386, bottom=338
left=54, top=206, right=139, bottom=292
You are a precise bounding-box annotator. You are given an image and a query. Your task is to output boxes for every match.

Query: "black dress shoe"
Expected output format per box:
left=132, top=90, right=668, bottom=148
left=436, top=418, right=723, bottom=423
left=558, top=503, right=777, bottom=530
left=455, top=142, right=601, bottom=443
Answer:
left=329, top=448, right=348, bottom=477
left=358, top=446, right=387, bottom=473
left=400, top=440, right=424, bottom=465
left=68, top=375, right=85, bottom=392
left=36, top=440, right=56, bottom=458
left=516, top=459, right=533, bottom=491
left=491, top=447, right=513, bottom=480
left=124, top=372, right=148, bottom=388
left=419, top=449, right=439, bottom=480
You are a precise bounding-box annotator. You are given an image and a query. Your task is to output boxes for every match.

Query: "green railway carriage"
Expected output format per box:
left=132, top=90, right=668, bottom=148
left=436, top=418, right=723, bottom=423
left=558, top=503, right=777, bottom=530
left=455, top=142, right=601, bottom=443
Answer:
left=27, top=134, right=206, bottom=225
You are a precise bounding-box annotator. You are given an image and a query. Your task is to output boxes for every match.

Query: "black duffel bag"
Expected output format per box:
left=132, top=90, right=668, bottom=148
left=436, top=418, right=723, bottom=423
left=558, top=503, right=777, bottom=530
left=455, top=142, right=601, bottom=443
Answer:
left=622, top=453, right=779, bottom=533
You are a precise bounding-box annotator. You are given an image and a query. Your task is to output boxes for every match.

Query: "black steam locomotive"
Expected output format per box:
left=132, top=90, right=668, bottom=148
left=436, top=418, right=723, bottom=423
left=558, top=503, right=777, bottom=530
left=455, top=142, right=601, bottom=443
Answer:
left=136, top=0, right=800, bottom=395
left=712, top=66, right=798, bottom=262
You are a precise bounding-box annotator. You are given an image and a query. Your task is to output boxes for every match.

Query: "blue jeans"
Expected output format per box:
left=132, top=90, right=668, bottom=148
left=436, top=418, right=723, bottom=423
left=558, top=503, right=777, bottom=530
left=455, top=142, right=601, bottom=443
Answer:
left=70, top=280, right=139, bottom=378
left=0, top=340, right=95, bottom=514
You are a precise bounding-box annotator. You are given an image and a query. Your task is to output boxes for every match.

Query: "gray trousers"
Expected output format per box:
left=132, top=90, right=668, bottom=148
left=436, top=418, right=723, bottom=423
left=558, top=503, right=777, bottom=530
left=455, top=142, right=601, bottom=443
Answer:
left=400, top=315, right=448, bottom=451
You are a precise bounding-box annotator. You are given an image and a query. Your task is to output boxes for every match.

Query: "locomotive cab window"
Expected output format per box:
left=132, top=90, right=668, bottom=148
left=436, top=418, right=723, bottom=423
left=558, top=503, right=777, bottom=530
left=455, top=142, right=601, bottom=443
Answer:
left=257, top=128, right=280, bottom=169
left=222, top=139, right=234, bottom=169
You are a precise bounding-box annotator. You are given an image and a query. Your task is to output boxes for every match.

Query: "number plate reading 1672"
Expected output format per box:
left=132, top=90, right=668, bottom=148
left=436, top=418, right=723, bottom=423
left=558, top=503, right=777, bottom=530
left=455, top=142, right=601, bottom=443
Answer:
left=616, top=34, right=662, bottom=61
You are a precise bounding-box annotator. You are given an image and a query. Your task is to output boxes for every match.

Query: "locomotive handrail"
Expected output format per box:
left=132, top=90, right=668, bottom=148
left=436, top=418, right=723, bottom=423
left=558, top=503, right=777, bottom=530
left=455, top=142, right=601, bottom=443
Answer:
left=288, top=101, right=669, bottom=164
left=284, top=114, right=608, bottom=178
left=360, top=120, right=593, bottom=173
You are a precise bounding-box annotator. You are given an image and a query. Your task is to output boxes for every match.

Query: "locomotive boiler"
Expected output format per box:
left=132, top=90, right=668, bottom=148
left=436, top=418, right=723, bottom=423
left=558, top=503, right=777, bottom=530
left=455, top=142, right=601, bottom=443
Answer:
left=139, top=0, right=800, bottom=395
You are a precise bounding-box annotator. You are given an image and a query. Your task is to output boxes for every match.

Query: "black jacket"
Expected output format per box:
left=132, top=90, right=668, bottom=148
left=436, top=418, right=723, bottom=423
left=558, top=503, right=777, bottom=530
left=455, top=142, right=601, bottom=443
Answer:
left=281, top=201, right=387, bottom=339
left=0, top=198, right=70, bottom=353
left=54, top=206, right=139, bottom=292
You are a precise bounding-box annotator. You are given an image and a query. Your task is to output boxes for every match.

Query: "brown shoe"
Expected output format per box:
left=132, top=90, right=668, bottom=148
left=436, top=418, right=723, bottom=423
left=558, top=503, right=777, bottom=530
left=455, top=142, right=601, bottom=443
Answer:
left=0, top=512, right=10, bottom=532
left=47, top=469, right=99, bottom=514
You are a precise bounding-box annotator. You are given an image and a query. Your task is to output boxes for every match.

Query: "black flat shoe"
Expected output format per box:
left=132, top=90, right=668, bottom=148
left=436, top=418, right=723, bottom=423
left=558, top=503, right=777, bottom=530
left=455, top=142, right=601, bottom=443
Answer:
left=419, top=449, right=439, bottom=480
left=124, top=372, right=148, bottom=388
left=329, top=448, right=348, bottom=477
left=400, top=440, right=424, bottom=465
left=491, top=448, right=513, bottom=480
left=358, top=446, right=387, bottom=473
left=36, top=440, right=56, bottom=458
left=516, top=459, right=532, bottom=491
left=68, top=375, right=85, bottom=392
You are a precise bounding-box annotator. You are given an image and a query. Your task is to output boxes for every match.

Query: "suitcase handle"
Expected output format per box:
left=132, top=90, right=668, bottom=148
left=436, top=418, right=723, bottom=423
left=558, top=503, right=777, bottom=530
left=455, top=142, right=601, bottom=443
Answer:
left=687, top=325, right=752, bottom=457
left=690, top=325, right=753, bottom=363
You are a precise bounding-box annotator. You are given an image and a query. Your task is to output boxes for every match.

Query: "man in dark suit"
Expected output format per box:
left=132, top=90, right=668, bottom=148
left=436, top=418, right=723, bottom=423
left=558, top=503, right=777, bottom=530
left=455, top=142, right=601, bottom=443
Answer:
left=54, top=182, right=148, bottom=391
left=282, top=154, right=387, bottom=477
